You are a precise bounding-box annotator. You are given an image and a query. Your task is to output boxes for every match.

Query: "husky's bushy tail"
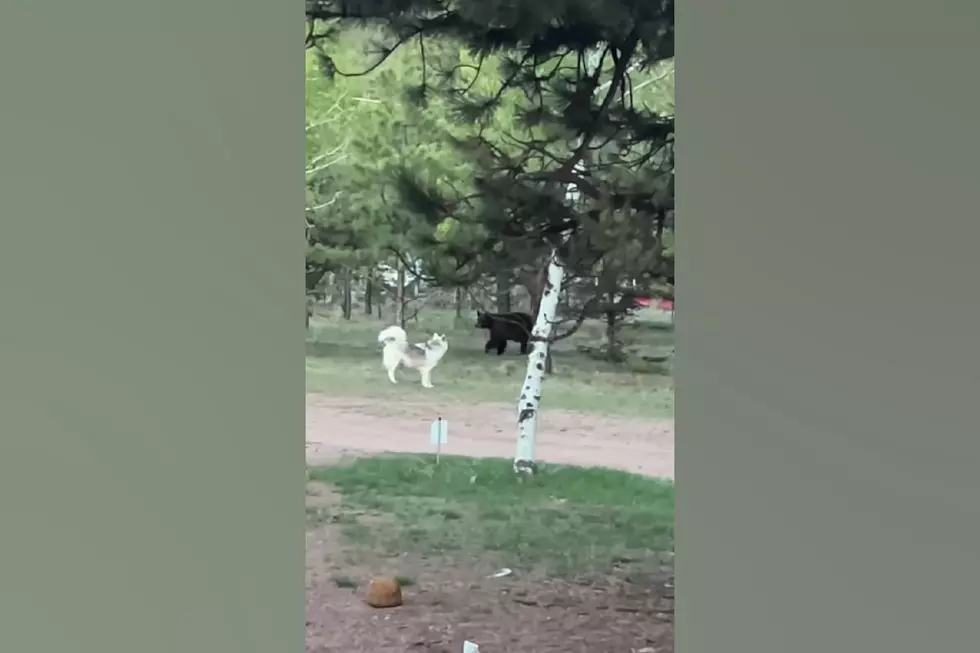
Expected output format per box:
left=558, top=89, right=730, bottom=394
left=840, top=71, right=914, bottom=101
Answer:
left=378, top=325, right=408, bottom=351
left=378, top=325, right=413, bottom=376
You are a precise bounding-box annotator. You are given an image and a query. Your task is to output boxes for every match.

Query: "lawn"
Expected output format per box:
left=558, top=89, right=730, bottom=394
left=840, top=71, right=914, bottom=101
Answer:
left=308, top=454, right=675, bottom=579
left=306, top=307, right=675, bottom=419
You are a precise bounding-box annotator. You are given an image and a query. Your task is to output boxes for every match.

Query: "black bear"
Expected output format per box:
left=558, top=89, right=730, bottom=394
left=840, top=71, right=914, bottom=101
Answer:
left=475, top=309, right=534, bottom=355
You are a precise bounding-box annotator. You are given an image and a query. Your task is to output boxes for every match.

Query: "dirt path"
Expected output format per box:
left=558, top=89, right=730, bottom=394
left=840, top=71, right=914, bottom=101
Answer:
left=305, top=394, right=674, bottom=479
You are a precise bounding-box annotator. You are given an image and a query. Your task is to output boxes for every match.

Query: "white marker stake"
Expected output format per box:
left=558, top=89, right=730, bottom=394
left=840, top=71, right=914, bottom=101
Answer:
left=462, top=641, right=480, bottom=653
left=429, top=417, right=448, bottom=463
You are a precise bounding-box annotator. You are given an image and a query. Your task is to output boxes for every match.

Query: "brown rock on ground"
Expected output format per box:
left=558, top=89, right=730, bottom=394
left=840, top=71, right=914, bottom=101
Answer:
left=364, top=578, right=403, bottom=608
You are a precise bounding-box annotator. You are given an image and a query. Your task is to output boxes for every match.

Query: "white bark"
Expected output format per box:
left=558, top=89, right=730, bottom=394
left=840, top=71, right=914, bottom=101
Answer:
left=512, top=45, right=611, bottom=476
left=514, top=251, right=566, bottom=475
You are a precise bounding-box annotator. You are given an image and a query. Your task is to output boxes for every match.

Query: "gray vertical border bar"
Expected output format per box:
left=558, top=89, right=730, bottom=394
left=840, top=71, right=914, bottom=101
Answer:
left=681, top=0, right=980, bottom=651
left=0, top=1, right=303, bottom=651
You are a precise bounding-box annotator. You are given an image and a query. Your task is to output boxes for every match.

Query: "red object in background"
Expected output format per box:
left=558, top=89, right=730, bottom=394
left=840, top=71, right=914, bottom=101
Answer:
left=632, top=296, right=674, bottom=312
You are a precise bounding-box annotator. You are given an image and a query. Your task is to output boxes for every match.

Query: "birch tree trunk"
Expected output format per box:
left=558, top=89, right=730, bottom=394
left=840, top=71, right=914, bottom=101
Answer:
left=514, top=45, right=606, bottom=476
left=514, top=251, right=566, bottom=476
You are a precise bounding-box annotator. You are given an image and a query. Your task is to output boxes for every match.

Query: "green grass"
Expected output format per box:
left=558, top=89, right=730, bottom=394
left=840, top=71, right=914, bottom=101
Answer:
left=306, top=307, right=674, bottom=418
left=309, top=455, right=675, bottom=578
left=393, top=575, right=416, bottom=587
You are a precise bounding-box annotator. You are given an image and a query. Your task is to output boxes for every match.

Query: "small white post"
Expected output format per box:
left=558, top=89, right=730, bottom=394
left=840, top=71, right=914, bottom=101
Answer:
left=429, top=417, right=448, bottom=464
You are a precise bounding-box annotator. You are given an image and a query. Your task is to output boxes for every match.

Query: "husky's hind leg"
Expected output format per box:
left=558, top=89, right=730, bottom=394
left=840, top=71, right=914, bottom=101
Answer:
left=383, top=353, right=399, bottom=384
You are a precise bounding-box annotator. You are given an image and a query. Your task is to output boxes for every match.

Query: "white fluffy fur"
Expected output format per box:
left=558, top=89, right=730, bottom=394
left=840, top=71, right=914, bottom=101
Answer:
left=377, top=325, right=449, bottom=389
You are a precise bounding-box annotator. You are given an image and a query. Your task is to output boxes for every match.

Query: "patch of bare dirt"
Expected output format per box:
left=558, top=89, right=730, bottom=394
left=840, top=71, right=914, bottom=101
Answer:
left=305, top=394, right=674, bottom=479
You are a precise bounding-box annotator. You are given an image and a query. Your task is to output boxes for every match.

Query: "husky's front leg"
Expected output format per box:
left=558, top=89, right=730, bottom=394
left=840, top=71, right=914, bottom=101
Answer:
left=420, top=367, right=433, bottom=389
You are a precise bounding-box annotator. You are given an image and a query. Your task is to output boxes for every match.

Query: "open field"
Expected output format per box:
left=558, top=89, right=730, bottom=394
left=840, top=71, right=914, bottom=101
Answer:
left=306, top=307, right=675, bottom=419
left=306, top=455, right=675, bottom=653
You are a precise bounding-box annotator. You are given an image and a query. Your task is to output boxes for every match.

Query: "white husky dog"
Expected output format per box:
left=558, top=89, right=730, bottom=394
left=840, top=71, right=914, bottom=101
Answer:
left=377, top=325, right=449, bottom=389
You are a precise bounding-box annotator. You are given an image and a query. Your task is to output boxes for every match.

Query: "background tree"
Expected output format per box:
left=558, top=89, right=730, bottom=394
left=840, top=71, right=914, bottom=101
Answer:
left=305, top=42, right=381, bottom=311
left=306, top=27, right=480, bottom=324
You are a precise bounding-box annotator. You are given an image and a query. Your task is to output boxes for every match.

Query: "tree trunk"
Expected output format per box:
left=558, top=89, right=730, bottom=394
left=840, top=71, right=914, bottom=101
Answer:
left=520, top=264, right=553, bottom=374
left=495, top=275, right=512, bottom=312
left=364, top=276, right=373, bottom=315
left=410, top=278, right=420, bottom=323
left=514, top=251, right=565, bottom=476
left=342, top=269, right=353, bottom=320
left=395, top=260, right=406, bottom=329
left=605, top=291, right=623, bottom=362
left=524, top=266, right=547, bottom=318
